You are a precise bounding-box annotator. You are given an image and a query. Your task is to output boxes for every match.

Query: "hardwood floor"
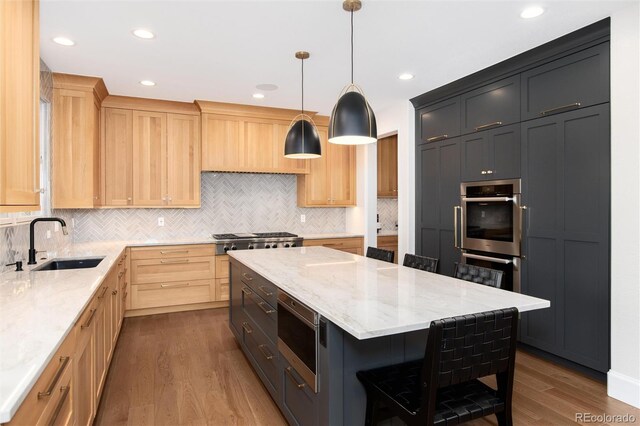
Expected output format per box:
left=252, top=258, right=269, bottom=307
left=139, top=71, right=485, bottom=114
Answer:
left=96, top=309, right=639, bottom=426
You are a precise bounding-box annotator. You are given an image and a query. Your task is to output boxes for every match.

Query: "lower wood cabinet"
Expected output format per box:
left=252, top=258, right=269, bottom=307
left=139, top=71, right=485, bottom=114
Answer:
left=302, top=237, right=364, bottom=255
left=377, top=235, right=398, bottom=264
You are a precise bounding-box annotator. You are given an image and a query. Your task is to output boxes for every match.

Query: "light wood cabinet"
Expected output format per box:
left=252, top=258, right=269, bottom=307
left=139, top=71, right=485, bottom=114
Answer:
left=93, top=285, right=109, bottom=405
left=198, top=101, right=310, bottom=174
left=297, top=124, right=357, bottom=207
left=303, top=236, right=364, bottom=255
left=52, top=74, right=107, bottom=208
left=377, top=134, right=398, bottom=198
left=0, top=0, right=40, bottom=211
left=102, top=108, right=133, bottom=206
left=74, top=300, right=95, bottom=426
left=132, top=110, right=167, bottom=206
left=167, top=113, right=200, bottom=206
left=377, top=235, right=398, bottom=264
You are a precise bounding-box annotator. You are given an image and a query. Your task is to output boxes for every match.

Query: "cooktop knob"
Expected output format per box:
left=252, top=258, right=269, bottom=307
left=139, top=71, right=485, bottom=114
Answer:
left=231, top=245, right=237, bottom=250
left=291, top=242, right=297, bottom=247
left=248, top=245, right=254, bottom=249
left=284, top=243, right=290, bottom=248
left=223, top=246, right=230, bottom=252
left=265, top=244, right=271, bottom=249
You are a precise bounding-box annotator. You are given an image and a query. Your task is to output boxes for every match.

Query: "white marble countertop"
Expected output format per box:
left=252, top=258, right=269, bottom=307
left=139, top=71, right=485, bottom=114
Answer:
left=229, top=247, right=550, bottom=340
left=377, top=230, right=398, bottom=237
left=0, top=238, right=215, bottom=423
left=300, top=233, right=364, bottom=240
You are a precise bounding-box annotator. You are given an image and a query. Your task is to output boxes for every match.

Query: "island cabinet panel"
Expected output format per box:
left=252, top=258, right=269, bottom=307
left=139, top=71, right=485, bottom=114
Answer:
left=419, top=97, right=461, bottom=143
left=229, top=262, right=248, bottom=337
left=460, top=123, right=520, bottom=181
left=461, top=75, right=520, bottom=134
left=280, top=358, right=319, bottom=426
left=0, top=0, right=40, bottom=210
left=520, top=104, right=610, bottom=372
left=521, top=42, right=609, bottom=120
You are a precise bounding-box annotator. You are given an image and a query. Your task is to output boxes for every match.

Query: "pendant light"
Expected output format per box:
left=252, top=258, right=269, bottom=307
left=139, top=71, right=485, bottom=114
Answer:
left=284, top=51, right=322, bottom=159
left=328, top=0, right=377, bottom=145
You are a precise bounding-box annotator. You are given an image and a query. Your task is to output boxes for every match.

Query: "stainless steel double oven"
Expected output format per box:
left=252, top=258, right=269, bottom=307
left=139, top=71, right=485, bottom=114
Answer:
left=456, top=179, right=524, bottom=292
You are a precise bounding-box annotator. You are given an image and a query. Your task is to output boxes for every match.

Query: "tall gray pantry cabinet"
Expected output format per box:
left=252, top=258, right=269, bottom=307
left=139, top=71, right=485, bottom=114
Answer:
left=412, top=19, right=611, bottom=374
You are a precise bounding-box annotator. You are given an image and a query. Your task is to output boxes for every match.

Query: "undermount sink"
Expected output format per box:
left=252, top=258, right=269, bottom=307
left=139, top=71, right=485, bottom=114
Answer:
left=33, top=257, right=105, bottom=271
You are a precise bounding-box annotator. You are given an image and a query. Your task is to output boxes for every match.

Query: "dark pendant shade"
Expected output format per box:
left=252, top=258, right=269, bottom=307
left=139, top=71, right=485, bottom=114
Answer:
left=328, top=90, right=377, bottom=145
left=284, top=118, right=322, bottom=159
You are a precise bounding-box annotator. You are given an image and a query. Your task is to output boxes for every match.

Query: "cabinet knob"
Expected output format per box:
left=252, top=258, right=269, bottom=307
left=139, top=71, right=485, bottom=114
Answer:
left=487, top=170, right=494, bottom=174
left=481, top=170, right=487, bottom=175
left=127, top=197, right=132, bottom=201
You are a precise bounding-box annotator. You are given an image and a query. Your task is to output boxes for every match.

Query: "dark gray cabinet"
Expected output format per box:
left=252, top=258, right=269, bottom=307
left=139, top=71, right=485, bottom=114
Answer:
left=229, top=262, right=246, bottom=337
left=520, top=104, right=610, bottom=372
left=461, top=76, right=520, bottom=133
left=521, top=42, right=609, bottom=120
left=461, top=123, right=520, bottom=181
left=280, top=358, right=320, bottom=426
left=416, top=138, right=461, bottom=276
left=419, top=97, right=460, bottom=143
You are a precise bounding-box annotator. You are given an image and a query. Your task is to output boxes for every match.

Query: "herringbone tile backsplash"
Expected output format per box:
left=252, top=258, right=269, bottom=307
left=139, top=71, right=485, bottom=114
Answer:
left=71, top=173, right=346, bottom=242
left=378, top=198, right=398, bottom=232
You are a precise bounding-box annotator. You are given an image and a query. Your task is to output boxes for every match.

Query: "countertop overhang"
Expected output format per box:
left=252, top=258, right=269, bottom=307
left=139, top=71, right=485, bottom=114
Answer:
left=229, top=246, right=550, bottom=340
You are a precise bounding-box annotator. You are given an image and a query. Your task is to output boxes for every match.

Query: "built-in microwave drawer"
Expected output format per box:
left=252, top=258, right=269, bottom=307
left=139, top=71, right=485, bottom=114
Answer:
left=242, top=316, right=278, bottom=392
left=242, top=285, right=276, bottom=343
left=240, top=266, right=278, bottom=308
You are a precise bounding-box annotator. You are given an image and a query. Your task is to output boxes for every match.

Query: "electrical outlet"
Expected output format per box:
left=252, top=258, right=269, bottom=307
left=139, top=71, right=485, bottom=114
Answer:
left=54, top=222, right=60, bottom=232
left=71, top=218, right=75, bottom=228
left=158, top=217, right=165, bottom=227
left=46, top=230, right=52, bottom=239
left=300, top=214, right=306, bottom=223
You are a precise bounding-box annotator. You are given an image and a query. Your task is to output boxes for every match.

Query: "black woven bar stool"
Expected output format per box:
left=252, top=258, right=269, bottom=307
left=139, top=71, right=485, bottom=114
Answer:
left=403, top=253, right=439, bottom=273
left=366, top=247, right=395, bottom=263
left=454, top=263, right=505, bottom=289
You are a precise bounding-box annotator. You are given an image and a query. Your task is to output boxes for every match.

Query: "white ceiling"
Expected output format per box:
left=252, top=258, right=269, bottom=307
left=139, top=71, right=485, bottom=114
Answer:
left=41, top=0, right=631, bottom=115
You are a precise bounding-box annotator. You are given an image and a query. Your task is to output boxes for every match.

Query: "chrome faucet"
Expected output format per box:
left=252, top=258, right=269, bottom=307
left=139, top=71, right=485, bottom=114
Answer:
left=28, top=217, right=69, bottom=265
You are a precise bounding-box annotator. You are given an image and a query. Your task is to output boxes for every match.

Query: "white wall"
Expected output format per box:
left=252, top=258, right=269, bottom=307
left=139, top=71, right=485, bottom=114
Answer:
left=346, top=144, right=377, bottom=249
left=609, top=1, right=640, bottom=408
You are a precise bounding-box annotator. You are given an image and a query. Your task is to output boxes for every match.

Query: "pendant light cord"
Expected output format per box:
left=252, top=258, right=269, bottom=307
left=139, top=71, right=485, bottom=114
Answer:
left=350, top=10, right=354, bottom=85
left=301, top=56, right=304, bottom=114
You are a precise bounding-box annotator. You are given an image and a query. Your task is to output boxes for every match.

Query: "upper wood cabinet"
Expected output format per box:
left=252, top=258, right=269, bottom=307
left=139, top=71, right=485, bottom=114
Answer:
left=198, top=101, right=309, bottom=174
left=297, top=123, right=356, bottom=207
left=101, top=96, right=201, bottom=208
left=377, top=134, right=398, bottom=198
left=52, top=74, right=108, bottom=208
left=0, top=0, right=40, bottom=211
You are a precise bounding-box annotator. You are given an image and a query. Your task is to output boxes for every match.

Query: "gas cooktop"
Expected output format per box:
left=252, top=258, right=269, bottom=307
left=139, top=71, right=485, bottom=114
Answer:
left=211, top=232, right=302, bottom=254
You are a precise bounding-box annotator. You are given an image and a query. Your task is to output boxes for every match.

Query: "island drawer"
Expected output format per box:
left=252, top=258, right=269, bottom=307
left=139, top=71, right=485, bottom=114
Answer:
left=242, top=316, right=278, bottom=393
left=130, top=279, right=213, bottom=310
left=281, top=359, right=319, bottom=426
left=131, top=257, right=215, bottom=285
left=240, top=265, right=278, bottom=308
left=130, top=244, right=215, bottom=260
left=241, top=284, right=276, bottom=343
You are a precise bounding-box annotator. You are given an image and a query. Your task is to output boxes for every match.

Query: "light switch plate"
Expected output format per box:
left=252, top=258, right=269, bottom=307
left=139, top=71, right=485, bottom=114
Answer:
left=300, top=214, right=306, bottom=223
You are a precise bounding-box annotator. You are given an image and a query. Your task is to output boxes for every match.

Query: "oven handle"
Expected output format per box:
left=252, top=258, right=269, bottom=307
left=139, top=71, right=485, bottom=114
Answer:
left=461, top=196, right=514, bottom=202
left=462, top=252, right=513, bottom=264
left=453, top=206, right=461, bottom=249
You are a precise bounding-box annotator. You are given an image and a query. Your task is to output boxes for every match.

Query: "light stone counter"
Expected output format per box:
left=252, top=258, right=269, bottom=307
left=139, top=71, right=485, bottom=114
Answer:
left=300, top=233, right=364, bottom=240
left=0, top=238, right=214, bottom=423
left=229, top=246, right=550, bottom=340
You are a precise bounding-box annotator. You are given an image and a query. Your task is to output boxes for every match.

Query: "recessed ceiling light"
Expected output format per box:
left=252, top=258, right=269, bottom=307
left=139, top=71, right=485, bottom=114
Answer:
left=133, top=29, right=155, bottom=39
left=398, top=73, right=414, bottom=80
left=140, top=80, right=156, bottom=86
left=520, top=6, right=545, bottom=19
left=52, top=37, right=75, bottom=46
left=256, top=83, right=279, bottom=91
left=252, top=93, right=265, bottom=99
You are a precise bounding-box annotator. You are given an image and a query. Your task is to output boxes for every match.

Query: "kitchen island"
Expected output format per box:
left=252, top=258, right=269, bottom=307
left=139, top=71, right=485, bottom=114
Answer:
left=228, top=246, right=550, bottom=425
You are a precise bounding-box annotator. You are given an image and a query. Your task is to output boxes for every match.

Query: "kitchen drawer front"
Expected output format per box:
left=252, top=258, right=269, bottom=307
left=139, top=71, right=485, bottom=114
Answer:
left=130, top=244, right=215, bottom=260
left=419, top=97, right=461, bottom=143
left=240, top=265, right=278, bottom=308
left=6, top=330, right=75, bottom=426
left=215, top=255, right=229, bottom=279
left=241, top=284, right=276, bottom=343
left=461, top=75, right=520, bottom=134
left=521, top=42, right=609, bottom=120
left=215, top=277, right=230, bottom=301
left=37, top=359, right=73, bottom=426
left=242, top=316, right=278, bottom=392
left=131, top=279, right=212, bottom=310
left=131, top=257, right=215, bottom=284
left=303, top=237, right=364, bottom=253
left=281, top=360, right=319, bottom=426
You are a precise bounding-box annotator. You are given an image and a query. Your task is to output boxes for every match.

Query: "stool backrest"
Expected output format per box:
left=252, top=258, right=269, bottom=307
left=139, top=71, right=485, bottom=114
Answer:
left=366, top=246, right=395, bottom=263
left=454, top=263, right=504, bottom=289
left=403, top=253, right=438, bottom=273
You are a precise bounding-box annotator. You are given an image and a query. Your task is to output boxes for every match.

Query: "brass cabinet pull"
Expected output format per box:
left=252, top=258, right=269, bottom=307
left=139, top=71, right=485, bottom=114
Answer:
left=258, top=344, right=274, bottom=360
left=474, top=121, right=502, bottom=131
left=112, top=290, right=118, bottom=296
left=160, top=282, right=190, bottom=288
left=118, top=271, right=125, bottom=278
left=258, top=285, right=273, bottom=297
left=46, top=385, right=70, bottom=426
left=241, top=286, right=252, bottom=296
left=257, top=301, right=275, bottom=315
left=81, top=309, right=96, bottom=329
left=285, top=367, right=306, bottom=389
left=540, top=102, right=581, bottom=116
left=123, top=291, right=128, bottom=299
left=242, top=272, right=253, bottom=281
left=453, top=206, right=461, bottom=249
left=97, top=286, right=108, bottom=299
left=160, top=250, right=189, bottom=255
left=160, top=258, right=189, bottom=264
left=426, top=134, right=448, bottom=142
left=38, top=356, right=70, bottom=399
left=242, top=322, right=253, bottom=334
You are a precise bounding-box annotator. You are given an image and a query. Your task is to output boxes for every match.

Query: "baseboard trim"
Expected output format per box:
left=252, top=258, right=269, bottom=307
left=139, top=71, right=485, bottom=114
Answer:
left=517, top=343, right=606, bottom=381
left=124, top=300, right=228, bottom=317
left=608, top=370, right=640, bottom=408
